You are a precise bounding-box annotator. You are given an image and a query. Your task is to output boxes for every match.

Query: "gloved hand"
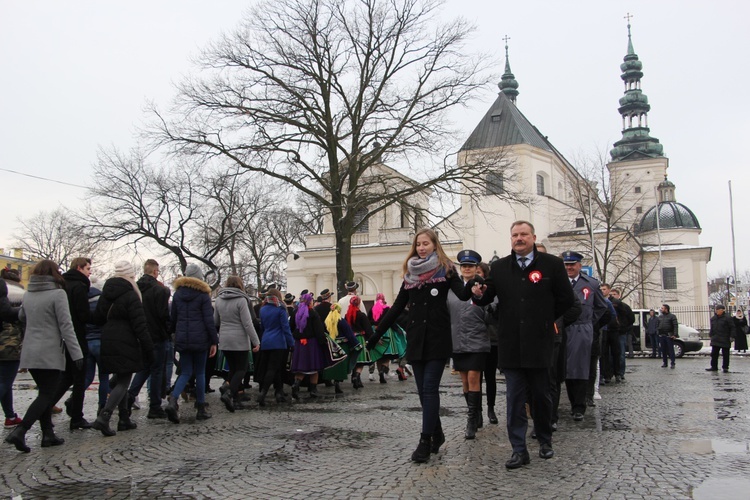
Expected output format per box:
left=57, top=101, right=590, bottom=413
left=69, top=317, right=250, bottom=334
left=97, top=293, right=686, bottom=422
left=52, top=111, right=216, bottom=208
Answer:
left=74, top=357, right=84, bottom=371
left=366, top=337, right=378, bottom=351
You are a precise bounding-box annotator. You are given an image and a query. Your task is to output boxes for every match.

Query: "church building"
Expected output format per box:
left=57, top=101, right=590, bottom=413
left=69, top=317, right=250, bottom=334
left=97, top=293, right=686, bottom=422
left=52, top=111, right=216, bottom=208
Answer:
left=286, top=23, right=710, bottom=311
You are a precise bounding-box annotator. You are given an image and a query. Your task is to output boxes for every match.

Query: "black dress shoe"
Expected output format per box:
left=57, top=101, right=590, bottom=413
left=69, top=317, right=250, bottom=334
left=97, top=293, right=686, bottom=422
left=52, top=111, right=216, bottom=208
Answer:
left=70, top=418, right=92, bottom=430
left=505, top=451, right=530, bottom=469
left=723, top=369, right=730, bottom=373
left=539, top=443, right=554, bottom=459
left=572, top=412, right=584, bottom=422
left=705, top=368, right=718, bottom=371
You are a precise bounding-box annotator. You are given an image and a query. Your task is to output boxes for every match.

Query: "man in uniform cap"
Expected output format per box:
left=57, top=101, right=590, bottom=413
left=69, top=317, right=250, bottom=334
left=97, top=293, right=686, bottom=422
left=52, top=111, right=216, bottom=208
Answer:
left=560, top=251, right=609, bottom=422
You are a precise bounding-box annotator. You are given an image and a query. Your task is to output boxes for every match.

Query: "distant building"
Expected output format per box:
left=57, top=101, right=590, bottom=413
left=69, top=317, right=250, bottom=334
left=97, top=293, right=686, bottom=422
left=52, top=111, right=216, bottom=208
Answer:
left=0, top=248, right=36, bottom=289
left=287, top=24, right=710, bottom=312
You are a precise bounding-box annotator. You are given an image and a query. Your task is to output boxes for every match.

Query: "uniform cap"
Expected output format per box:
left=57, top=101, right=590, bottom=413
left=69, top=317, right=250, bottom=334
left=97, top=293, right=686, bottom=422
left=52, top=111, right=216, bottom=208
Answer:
left=457, top=249, right=482, bottom=265
left=561, top=251, right=584, bottom=263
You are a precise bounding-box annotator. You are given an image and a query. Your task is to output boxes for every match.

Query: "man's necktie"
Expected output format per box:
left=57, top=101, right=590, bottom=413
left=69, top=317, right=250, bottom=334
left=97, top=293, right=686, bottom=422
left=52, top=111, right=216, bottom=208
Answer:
left=519, top=257, right=528, bottom=270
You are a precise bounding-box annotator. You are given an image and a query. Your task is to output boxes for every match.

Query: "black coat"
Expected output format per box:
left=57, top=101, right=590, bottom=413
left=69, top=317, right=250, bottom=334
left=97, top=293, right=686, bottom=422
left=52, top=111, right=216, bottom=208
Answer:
left=475, top=250, right=579, bottom=369
left=709, top=313, right=736, bottom=348
left=733, top=316, right=748, bottom=350
left=95, top=277, right=154, bottom=374
left=137, top=274, right=171, bottom=343
left=63, top=269, right=91, bottom=356
left=373, top=270, right=473, bottom=362
left=170, top=277, right=219, bottom=353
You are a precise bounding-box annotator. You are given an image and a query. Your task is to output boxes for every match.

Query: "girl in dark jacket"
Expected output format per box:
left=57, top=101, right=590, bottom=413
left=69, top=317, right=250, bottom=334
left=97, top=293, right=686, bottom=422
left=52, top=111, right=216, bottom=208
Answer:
left=256, top=288, right=295, bottom=405
left=92, top=261, right=154, bottom=436
left=367, top=228, right=475, bottom=463
left=165, top=264, right=218, bottom=423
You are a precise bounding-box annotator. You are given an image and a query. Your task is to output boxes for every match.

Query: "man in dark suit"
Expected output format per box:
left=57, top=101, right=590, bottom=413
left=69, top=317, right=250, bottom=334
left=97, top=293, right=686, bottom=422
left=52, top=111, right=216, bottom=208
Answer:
left=473, top=221, right=579, bottom=469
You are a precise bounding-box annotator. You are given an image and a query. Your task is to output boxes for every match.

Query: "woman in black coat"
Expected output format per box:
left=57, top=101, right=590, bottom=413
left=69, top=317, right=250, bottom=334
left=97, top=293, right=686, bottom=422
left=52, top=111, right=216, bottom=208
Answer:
left=367, top=228, right=475, bottom=463
left=732, top=310, right=748, bottom=352
left=92, top=261, right=154, bottom=436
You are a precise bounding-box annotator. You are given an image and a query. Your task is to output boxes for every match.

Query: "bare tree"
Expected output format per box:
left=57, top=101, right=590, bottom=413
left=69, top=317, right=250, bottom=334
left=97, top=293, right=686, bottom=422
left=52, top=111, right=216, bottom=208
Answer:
left=562, top=149, right=661, bottom=304
left=14, top=208, right=103, bottom=270
left=151, top=0, right=519, bottom=295
left=84, top=147, right=231, bottom=286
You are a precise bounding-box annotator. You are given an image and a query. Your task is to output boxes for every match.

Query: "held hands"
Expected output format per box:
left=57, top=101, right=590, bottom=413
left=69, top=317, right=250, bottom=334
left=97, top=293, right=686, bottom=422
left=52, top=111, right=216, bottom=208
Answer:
left=471, top=282, right=486, bottom=297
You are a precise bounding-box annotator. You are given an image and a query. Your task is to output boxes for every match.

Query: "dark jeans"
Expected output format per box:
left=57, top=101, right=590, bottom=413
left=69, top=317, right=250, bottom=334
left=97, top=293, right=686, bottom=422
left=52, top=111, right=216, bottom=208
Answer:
left=22, top=369, right=61, bottom=431
left=600, top=329, right=621, bottom=380
left=0, top=360, right=20, bottom=418
left=259, top=349, right=287, bottom=395
left=84, top=339, right=110, bottom=409
left=171, top=350, right=208, bottom=404
left=659, top=336, right=675, bottom=365
left=411, top=359, right=446, bottom=435
left=223, top=350, right=249, bottom=398
left=618, top=335, right=627, bottom=376
left=710, top=346, right=730, bottom=370
left=52, top=351, right=87, bottom=420
left=128, top=340, right=167, bottom=409
left=504, top=368, right=552, bottom=453
left=481, top=345, right=499, bottom=408
left=649, top=333, right=661, bottom=357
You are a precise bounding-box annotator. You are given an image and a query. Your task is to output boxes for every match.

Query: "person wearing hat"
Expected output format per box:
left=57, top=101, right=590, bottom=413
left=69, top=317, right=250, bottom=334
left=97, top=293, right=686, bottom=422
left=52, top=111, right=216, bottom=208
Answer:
left=164, top=263, right=219, bottom=423
left=447, top=249, right=490, bottom=439
left=91, top=260, right=155, bottom=436
left=314, top=289, right=333, bottom=323
left=337, top=281, right=366, bottom=317
left=732, top=309, right=748, bottom=352
left=707, top=304, right=736, bottom=373
left=559, top=251, right=609, bottom=422
left=283, top=293, right=296, bottom=318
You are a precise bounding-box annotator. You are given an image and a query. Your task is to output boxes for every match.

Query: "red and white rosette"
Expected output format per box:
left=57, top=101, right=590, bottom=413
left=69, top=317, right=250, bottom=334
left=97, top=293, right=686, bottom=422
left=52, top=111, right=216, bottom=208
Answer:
left=528, top=270, right=542, bottom=283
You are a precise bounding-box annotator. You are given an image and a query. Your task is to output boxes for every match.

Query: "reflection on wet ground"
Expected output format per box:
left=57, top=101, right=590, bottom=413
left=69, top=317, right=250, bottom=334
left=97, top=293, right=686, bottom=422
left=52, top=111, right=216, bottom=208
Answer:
left=693, top=477, right=750, bottom=499
left=680, top=439, right=750, bottom=455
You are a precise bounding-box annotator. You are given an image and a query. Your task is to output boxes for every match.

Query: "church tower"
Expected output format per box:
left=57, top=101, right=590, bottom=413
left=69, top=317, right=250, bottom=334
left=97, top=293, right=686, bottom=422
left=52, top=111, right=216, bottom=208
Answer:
left=607, top=17, right=668, bottom=228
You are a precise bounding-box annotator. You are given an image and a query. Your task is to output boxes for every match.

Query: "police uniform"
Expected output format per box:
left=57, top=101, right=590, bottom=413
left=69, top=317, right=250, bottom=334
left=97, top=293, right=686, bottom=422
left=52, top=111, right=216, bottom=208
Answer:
left=561, top=251, right=609, bottom=420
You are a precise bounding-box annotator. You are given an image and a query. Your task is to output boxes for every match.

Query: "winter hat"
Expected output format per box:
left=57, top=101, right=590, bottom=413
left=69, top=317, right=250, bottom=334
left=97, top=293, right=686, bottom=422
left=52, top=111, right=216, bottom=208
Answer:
left=184, top=263, right=204, bottom=281
left=114, top=261, right=136, bottom=279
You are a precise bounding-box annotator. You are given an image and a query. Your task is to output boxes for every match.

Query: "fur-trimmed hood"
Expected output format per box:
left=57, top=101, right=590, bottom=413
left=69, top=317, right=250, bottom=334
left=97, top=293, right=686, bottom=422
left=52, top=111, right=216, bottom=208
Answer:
left=173, top=276, right=212, bottom=295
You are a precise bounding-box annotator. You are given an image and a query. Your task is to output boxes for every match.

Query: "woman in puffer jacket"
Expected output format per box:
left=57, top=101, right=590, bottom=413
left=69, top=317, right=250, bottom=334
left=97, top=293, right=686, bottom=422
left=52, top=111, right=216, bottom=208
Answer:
left=92, top=261, right=154, bottom=436
left=165, top=264, right=218, bottom=423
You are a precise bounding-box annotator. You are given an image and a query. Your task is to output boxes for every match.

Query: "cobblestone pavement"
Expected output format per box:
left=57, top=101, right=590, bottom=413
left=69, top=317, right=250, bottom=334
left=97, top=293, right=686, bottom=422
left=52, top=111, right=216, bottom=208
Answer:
left=2, top=356, right=750, bottom=499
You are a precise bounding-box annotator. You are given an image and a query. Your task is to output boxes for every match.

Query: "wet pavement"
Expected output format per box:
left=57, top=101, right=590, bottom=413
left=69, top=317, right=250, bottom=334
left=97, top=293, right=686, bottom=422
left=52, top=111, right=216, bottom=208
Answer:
left=2, top=356, right=750, bottom=499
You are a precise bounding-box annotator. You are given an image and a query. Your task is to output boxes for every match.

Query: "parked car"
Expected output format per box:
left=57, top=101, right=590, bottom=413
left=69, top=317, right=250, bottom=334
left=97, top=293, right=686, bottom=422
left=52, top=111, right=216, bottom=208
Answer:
left=631, top=309, right=703, bottom=357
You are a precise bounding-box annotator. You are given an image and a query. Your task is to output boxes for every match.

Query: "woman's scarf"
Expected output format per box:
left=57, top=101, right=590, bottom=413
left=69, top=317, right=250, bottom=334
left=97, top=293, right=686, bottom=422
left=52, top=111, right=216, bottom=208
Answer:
left=371, top=293, right=387, bottom=323
left=345, top=295, right=361, bottom=327
left=263, top=295, right=281, bottom=308
left=295, top=293, right=314, bottom=332
left=326, top=304, right=342, bottom=340
left=404, top=251, right=446, bottom=289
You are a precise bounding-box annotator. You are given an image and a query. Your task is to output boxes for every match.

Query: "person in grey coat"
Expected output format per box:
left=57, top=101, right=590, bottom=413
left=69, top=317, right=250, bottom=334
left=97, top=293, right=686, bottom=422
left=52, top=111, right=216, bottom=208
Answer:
left=4, top=260, right=84, bottom=453
left=447, top=249, right=490, bottom=440
left=561, top=251, right=609, bottom=422
left=706, top=304, right=736, bottom=373
left=214, top=276, right=260, bottom=412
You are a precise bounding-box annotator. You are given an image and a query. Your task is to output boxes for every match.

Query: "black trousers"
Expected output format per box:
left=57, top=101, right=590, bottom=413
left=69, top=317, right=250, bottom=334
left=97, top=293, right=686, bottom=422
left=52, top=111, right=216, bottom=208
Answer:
left=224, top=350, right=249, bottom=397
left=505, top=368, right=552, bottom=453
left=259, top=349, right=287, bottom=395
left=52, top=351, right=86, bottom=420
left=565, top=379, right=587, bottom=415
left=710, top=346, right=730, bottom=370
left=548, top=341, right=565, bottom=424
left=481, top=345, right=499, bottom=408
left=22, top=369, right=61, bottom=431
left=600, top=329, right=621, bottom=381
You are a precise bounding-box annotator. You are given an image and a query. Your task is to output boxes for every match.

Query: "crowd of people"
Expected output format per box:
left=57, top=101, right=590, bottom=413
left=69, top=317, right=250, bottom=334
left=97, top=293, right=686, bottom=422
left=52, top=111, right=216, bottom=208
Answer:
left=1, top=223, right=747, bottom=469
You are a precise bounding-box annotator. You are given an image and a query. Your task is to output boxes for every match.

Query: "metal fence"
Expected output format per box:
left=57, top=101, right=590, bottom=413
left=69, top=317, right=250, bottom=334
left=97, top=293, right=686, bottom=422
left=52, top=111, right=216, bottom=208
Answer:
left=670, top=305, right=713, bottom=333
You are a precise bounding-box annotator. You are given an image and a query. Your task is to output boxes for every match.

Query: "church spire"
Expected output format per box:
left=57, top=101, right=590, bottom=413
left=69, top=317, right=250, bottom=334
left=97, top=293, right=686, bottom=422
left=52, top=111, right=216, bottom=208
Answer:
left=498, top=36, right=519, bottom=104
left=610, top=15, right=664, bottom=162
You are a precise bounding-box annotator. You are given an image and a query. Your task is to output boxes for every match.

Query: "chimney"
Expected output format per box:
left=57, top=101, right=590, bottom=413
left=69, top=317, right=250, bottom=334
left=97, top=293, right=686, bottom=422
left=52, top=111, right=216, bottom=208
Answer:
left=12, top=248, right=22, bottom=259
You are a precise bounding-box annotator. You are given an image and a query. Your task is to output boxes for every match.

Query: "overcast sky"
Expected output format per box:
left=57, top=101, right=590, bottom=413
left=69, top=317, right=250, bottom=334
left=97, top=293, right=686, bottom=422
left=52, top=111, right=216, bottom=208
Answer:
left=1, top=1, right=747, bottom=278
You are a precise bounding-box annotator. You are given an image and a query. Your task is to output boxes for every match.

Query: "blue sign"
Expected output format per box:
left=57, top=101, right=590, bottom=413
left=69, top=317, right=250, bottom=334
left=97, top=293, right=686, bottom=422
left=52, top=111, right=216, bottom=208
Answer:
left=581, top=266, right=593, bottom=277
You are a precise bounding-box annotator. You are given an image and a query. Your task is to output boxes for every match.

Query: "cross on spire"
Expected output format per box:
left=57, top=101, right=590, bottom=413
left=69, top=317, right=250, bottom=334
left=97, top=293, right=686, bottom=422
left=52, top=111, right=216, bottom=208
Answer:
left=624, top=12, right=633, bottom=36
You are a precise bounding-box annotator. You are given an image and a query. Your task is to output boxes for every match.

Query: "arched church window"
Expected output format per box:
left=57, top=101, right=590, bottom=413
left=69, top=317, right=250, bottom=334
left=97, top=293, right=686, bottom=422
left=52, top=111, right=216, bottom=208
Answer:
left=536, top=174, right=545, bottom=196
left=353, top=207, right=369, bottom=233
